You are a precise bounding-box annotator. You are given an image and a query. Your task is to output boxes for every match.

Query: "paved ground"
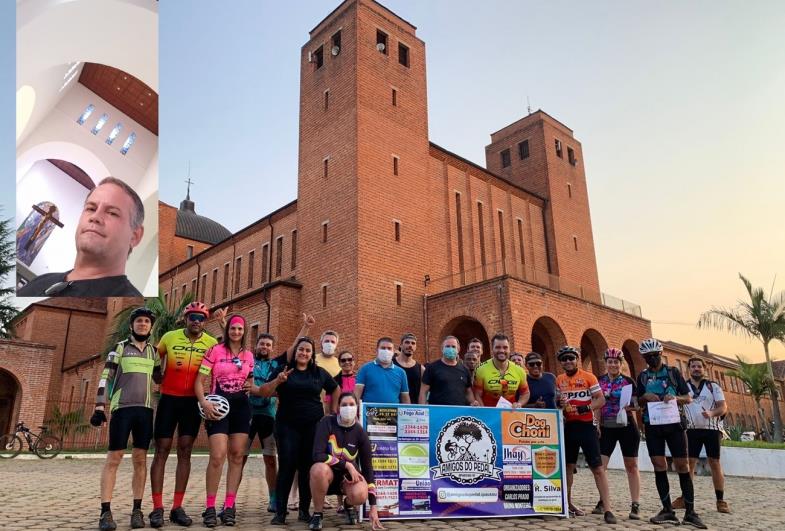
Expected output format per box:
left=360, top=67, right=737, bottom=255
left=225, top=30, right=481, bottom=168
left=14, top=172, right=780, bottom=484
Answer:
left=0, top=456, right=781, bottom=530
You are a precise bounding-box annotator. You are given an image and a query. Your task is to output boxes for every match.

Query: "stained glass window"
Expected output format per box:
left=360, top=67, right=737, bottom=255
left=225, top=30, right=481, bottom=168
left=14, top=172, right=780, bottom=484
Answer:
left=120, top=132, right=136, bottom=155
left=91, top=113, right=109, bottom=135
left=106, top=123, right=123, bottom=145
left=77, top=104, right=95, bottom=125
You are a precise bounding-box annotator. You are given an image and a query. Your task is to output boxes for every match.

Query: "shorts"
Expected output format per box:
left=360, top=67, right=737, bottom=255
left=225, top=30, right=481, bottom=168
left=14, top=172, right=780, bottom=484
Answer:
left=206, top=394, right=252, bottom=436
left=564, top=421, right=602, bottom=468
left=326, top=467, right=350, bottom=496
left=154, top=394, right=202, bottom=440
left=109, top=406, right=153, bottom=451
left=247, top=414, right=277, bottom=456
left=687, top=429, right=721, bottom=459
left=599, top=423, right=641, bottom=458
left=645, top=422, right=687, bottom=459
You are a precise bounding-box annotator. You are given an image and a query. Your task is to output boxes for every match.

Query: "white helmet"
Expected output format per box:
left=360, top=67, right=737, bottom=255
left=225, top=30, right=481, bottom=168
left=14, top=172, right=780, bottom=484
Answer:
left=198, top=394, right=230, bottom=420
left=639, top=338, right=663, bottom=355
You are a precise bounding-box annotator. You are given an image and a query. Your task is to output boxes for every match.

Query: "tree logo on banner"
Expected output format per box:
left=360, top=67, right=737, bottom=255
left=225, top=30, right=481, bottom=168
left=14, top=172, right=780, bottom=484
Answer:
left=432, top=416, right=501, bottom=484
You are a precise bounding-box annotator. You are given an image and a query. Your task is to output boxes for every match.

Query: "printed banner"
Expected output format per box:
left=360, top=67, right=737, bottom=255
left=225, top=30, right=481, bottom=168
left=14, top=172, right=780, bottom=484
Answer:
left=361, top=403, right=567, bottom=520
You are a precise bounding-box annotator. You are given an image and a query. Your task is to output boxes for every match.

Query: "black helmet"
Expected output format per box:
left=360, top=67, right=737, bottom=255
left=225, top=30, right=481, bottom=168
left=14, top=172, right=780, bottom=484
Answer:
left=130, top=307, right=155, bottom=324
left=556, top=345, right=580, bottom=360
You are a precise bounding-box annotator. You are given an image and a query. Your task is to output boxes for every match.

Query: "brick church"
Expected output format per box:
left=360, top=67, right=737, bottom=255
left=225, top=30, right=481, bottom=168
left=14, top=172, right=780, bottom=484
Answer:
left=2, top=0, right=783, bottom=442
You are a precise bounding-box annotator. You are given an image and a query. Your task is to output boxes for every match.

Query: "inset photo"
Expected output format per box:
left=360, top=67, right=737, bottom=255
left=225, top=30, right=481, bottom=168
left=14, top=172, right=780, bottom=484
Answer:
left=15, top=0, right=158, bottom=297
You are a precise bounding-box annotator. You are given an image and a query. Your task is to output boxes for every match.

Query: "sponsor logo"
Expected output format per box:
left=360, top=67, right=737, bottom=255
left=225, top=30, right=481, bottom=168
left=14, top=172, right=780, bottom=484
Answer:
left=431, top=416, right=501, bottom=484
left=508, top=414, right=552, bottom=439
left=533, top=447, right=559, bottom=478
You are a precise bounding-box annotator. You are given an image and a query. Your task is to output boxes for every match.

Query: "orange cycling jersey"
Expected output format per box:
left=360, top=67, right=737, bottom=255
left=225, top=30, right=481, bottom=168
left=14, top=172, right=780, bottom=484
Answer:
left=158, top=329, right=217, bottom=397
left=556, top=369, right=600, bottom=423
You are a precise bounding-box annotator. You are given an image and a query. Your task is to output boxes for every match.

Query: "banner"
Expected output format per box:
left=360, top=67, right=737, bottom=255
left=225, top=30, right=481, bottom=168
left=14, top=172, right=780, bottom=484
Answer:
left=361, top=403, right=568, bottom=520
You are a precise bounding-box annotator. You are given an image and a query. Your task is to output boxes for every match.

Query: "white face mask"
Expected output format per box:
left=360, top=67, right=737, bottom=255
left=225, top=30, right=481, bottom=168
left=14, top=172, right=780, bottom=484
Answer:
left=322, top=342, right=336, bottom=355
left=377, top=348, right=394, bottom=364
left=339, top=405, right=357, bottom=423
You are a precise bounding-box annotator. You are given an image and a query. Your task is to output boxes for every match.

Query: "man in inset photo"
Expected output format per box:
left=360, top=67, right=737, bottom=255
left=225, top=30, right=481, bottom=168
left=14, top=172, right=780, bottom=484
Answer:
left=17, top=177, right=145, bottom=297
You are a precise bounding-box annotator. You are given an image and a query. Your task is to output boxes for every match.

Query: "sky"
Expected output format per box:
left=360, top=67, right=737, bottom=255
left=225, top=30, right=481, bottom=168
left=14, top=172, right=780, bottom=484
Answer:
left=5, top=0, right=785, bottom=363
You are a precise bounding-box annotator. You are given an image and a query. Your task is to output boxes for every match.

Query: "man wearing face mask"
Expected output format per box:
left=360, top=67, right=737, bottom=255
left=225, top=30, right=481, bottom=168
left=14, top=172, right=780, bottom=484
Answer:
left=636, top=339, right=706, bottom=529
left=419, top=336, right=478, bottom=406
left=393, top=333, right=424, bottom=404
left=316, top=330, right=341, bottom=377
left=354, top=337, right=410, bottom=405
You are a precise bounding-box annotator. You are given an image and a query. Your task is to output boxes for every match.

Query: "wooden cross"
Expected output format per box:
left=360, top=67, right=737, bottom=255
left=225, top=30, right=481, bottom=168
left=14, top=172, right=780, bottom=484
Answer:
left=25, top=204, right=64, bottom=250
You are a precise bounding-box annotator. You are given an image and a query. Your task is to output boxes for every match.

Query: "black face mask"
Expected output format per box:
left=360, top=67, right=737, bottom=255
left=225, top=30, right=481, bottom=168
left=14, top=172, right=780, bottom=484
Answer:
left=131, top=331, right=151, bottom=342
left=644, top=354, right=661, bottom=368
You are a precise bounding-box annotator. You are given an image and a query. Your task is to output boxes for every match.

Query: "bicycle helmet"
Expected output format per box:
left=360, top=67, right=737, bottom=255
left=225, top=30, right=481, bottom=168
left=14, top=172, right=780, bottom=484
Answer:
left=556, top=345, right=580, bottom=360
left=184, top=301, right=209, bottom=318
left=639, top=338, right=663, bottom=355
left=198, top=394, right=230, bottom=420
left=130, top=307, right=155, bottom=324
left=604, top=347, right=624, bottom=360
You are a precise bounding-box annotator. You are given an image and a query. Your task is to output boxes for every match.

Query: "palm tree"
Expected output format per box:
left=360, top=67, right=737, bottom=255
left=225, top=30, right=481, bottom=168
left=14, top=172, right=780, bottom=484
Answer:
left=698, top=273, right=785, bottom=441
left=103, top=291, right=195, bottom=353
left=727, top=357, right=777, bottom=440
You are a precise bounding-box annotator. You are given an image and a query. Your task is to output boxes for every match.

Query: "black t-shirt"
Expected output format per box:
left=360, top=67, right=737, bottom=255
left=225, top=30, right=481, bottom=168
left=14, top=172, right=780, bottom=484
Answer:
left=393, top=357, right=422, bottom=404
left=526, top=372, right=558, bottom=409
left=274, top=358, right=338, bottom=425
left=422, top=359, right=471, bottom=405
left=17, top=271, right=142, bottom=297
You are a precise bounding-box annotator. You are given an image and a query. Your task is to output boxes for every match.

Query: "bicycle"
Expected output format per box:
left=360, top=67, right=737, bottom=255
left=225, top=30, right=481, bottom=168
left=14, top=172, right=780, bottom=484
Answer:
left=0, top=421, right=63, bottom=459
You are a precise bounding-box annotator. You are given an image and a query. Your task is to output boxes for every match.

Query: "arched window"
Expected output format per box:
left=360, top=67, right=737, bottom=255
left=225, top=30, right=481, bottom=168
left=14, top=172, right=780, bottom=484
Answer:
left=106, top=123, right=123, bottom=145
left=77, top=104, right=95, bottom=125
left=91, top=113, right=109, bottom=135
left=120, top=132, right=136, bottom=155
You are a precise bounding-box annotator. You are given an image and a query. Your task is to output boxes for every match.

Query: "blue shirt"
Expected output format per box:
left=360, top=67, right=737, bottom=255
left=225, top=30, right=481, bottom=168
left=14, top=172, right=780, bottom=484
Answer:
left=356, top=360, right=409, bottom=403
left=249, top=354, right=284, bottom=417
left=526, top=372, right=557, bottom=409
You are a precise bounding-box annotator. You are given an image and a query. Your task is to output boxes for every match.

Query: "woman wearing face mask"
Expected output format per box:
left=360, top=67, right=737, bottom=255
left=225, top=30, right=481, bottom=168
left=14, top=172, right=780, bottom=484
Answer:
left=194, top=315, right=257, bottom=527
left=258, top=337, right=340, bottom=525
left=308, top=393, right=384, bottom=531
left=419, top=336, right=479, bottom=406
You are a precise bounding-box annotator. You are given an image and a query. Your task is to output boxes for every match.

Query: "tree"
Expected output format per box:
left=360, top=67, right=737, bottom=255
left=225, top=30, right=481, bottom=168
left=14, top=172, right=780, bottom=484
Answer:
left=698, top=273, right=785, bottom=441
left=0, top=209, right=20, bottom=339
left=103, top=290, right=195, bottom=353
left=727, top=357, right=777, bottom=440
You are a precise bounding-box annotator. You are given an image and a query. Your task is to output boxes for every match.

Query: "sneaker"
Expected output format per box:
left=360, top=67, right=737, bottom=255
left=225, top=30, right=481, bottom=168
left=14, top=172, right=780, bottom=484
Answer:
left=149, top=507, right=164, bottom=528
left=682, top=512, right=708, bottom=529
left=221, top=507, right=236, bottom=526
left=309, top=513, right=324, bottom=530
left=672, top=496, right=685, bottom=510
left=270, top=512, right=287, bottom=525
left=345, top=504, right=358, bottom=525
left=267, top=501, right=277, bottom=513
left=650, top=508, right=680, bottom=525
left=99, top=511, right=117, bottom=531
left=716, top=500, right=731, bottom=513
left=131, top=509, right=146, bottom=529
left=629, top=502, right=641, bottom=520
left=604, top=511, right=617, bottom=524
left=298, top=509, right=312, bottom=522
left=202, top=507, right=217, bottom=528
left=592, top=500, right=604, bottom=515
left=169, top=507, right=193, bottom=527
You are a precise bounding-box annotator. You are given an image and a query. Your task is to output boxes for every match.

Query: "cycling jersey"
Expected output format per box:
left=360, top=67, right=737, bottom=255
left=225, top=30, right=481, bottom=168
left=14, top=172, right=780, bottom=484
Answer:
left=96, top=339, right=160, bottom=412
left=556, top=369, right=600, bottom=423
left=598, top=373, right=637, bottom=427
left=198, top=344, right=254, bottom=395
left=158, top=329, right=217, bottom=397
left=473, top=360, right=528, bottom=407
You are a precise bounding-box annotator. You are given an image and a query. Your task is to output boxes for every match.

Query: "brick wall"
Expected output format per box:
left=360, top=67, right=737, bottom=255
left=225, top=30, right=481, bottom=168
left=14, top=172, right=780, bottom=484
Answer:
left=0, top=339, right=56, bottom=433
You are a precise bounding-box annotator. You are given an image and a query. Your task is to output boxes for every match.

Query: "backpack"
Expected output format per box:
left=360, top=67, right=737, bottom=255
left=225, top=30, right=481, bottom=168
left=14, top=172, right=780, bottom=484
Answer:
left=687, top=378, right=726, bottom=421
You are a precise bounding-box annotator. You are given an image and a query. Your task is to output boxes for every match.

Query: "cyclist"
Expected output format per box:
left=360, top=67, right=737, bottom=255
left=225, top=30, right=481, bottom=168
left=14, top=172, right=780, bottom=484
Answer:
left=636, top=338, right=706, bottom=528
left=555, top=345, right=616, bottom=524
left=149, top=301, right=217, bottom=527
left=90, top=307, right=161, bottom=531
left=473, top=333, right=529, bottom=407
left=593, top=348, right=641, bottom=520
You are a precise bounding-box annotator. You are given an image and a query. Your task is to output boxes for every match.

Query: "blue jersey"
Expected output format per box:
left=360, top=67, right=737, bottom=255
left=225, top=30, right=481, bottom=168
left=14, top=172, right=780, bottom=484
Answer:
left=249, top=354, right=285, bottom=417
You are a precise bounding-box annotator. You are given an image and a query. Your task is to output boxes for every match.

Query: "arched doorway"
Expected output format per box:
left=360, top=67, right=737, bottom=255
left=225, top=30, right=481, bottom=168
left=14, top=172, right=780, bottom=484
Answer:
left=531, top=316, right=567, bottom=374
left=580, top=329, right=608, bottom=375
left=622, top=339, right=640, bottom=379
left=0, top=370, right=21, bottom=436
left=440, top=317, right=490, bottom=363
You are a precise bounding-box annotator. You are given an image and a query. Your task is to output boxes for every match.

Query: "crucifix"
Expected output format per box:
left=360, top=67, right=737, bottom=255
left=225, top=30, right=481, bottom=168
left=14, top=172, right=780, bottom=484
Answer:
left=25, top=203, right=64, bottom=250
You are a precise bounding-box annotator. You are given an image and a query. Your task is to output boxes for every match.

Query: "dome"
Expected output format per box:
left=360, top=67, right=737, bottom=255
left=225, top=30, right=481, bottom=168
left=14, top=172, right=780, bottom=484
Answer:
left=175, top=196, right=232, bottom=244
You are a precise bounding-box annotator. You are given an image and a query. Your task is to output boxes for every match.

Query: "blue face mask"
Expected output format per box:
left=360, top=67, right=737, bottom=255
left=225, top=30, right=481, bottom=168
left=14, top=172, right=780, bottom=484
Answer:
left=443, top=346, right=458, bottom=360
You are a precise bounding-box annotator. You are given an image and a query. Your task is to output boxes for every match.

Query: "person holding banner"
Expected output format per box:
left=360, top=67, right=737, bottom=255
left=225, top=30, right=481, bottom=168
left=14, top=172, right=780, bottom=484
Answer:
left=419, top=336, right=478, bottom=406
left=555, top=345, right=617, bottom=524
left=309, top=392, right=383, bottom=531
left=594, top=348, right=641, bottom=520
left=636, top=339, right=706, bottom=529
left=355, top=337, right=411, bottom=405
left=473, top=333, right=530, bottom=408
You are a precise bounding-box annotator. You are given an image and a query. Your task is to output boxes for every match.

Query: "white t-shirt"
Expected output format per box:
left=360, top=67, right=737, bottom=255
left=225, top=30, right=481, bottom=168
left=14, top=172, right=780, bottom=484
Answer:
left=685, top=379, right=725, bottom=430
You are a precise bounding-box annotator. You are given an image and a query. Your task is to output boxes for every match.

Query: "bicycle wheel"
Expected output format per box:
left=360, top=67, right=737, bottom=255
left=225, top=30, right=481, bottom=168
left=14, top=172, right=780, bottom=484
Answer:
left=0, top=434, right=23, bottom=458
left=34, top=434, right=62, bottom=459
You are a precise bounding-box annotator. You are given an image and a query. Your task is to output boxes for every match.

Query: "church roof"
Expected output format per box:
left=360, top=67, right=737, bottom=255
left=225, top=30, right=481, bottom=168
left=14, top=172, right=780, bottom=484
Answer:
left=175, top=196, right=232, bottom=245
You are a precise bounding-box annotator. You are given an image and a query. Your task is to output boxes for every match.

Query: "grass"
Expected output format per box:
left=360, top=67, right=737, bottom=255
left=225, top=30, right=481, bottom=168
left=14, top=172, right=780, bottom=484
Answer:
left=722, top=440, right=785, bottom=450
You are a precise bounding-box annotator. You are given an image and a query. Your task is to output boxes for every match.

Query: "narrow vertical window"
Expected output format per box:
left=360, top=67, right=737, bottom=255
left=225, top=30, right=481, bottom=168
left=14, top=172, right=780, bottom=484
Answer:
left=393, top=156, right=399, bottom=176
left=455, top=193, right=465, bottom=274
left=478, top=203, right=487, bottom=277
left=77, top=104, right=95, bottom=125
left=201, top=273, right=207, bottom=301
left=164, top=292, right=169, bottom=307
left=573, top=236, right=578, bottom=251
left=186, top=245, right=194, bottom=259
left=223, top=263, right=230, bottom=298
left=555, top=139, right=563, bottom=158
left=518, top=140, right=529, bottom=159
left=392, top=88, right=398, bottom=106
left=91, top=113, right=109, bottom=135
left=324, top=89, right=330, bottom=110
left=331, top=31, right=342, bottom=55
left=497, top=210, right=506, bottom=261
left=313, top=46, right=324, bottom=69
left=120, top=132, right=136, bottom=155
left=568, top=147, right=576, bottom=166
left=248, top=250, right=255, bottom=288
left=323, top=157, right=329, bottom=179
left=376, top=30, right=388, bottom=54
left=173, top=288, right=178, bottom=302
left=394, top=220, right=401, bottom=242
left=322, top=284, right=328, bottom=308
left=182, top=284, right=187, bottom=298
left=398, top=42, right=410, bottom=67
left=211, top=269, right=218, bottom=304
left=275, top=237, right=283, bottom=277
left=234, top=257, right=242, bottom=294
left=106, top=123, right=123, bottom=145
left=517, top=219, right=526, bottom=265
left=500, top=149, right=511, bottom=168
left=396, top=283, right=402, bottom=306
left=291, top=230, right=298, bottom=270
left=261, top=244, right=269, bottom=283
left=322, top=222, right=328, bottom=243
left=251, top=324, right=259, bottom=347
left=567, top=183, right=572, bottom=198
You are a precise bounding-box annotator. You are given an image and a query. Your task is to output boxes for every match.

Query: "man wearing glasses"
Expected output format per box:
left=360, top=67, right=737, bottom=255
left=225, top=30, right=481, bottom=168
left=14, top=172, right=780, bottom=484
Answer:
left=148, top=302, right=217, bottom=528
left=523, top=352, right=557, bottom=409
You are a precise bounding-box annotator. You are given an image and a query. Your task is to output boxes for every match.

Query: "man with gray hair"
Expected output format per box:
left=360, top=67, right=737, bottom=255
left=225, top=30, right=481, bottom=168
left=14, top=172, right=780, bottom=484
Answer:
left=18, top=177, right=144, bottom=297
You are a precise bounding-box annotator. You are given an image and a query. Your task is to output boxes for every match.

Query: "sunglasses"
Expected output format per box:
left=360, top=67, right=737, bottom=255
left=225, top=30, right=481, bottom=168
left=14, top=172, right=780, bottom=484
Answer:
left=527, top=361, right=542, bottom=367
left=339, top=358, right=353, bottom=363
left=559, top=355, right=577, bottom=362
left=187, top=314, right=206, bottom=322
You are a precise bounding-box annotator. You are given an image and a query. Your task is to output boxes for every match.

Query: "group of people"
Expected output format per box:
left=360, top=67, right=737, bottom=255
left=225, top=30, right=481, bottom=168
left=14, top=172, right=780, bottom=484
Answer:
left=91, top=300, right=731, bottom=531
